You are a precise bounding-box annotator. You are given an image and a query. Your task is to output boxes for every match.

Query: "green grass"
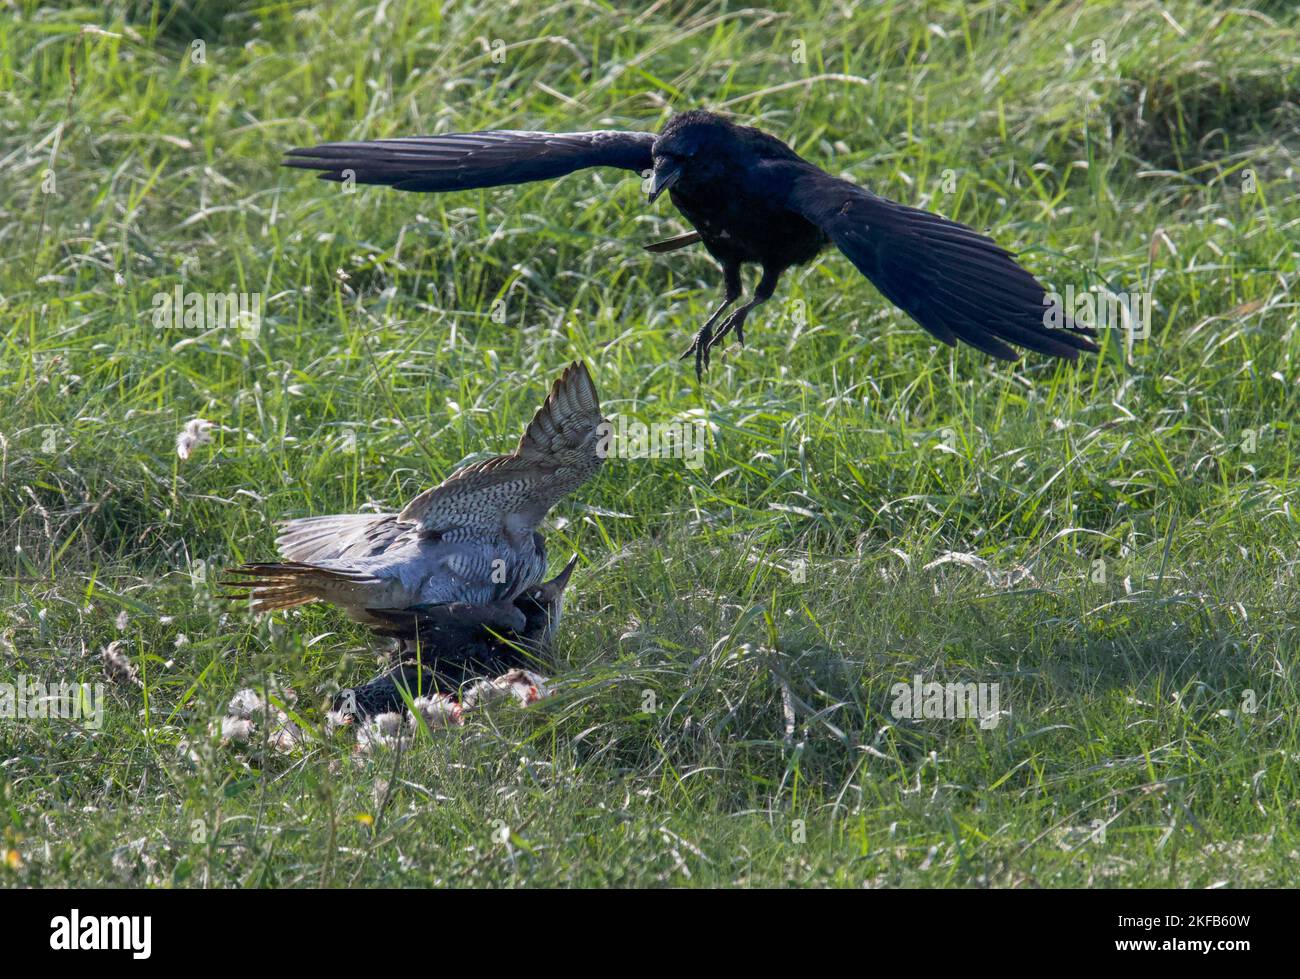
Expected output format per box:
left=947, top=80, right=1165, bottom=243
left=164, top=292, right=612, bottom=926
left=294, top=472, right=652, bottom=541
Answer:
left=2, top=0, right=1298, bottom=887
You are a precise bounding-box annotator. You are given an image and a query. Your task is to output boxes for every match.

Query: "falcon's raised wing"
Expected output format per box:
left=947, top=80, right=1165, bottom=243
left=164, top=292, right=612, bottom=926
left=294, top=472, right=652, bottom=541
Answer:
left=222, top=365, right=604, bottom=619
left=398, top=361, right=606, bottom=538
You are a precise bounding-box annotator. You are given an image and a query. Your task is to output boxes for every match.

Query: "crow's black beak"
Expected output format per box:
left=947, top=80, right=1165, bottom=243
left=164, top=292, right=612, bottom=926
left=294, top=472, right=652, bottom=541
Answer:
left=552, top=553, right=579, bottom=592
left=648, top=162, right=682, bottom=203
left=535, top=554, right=579, bottom=602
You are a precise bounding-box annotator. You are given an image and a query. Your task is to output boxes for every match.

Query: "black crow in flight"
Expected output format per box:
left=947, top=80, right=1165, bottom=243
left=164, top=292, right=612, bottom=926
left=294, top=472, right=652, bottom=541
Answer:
left=286, top=110, right=1096, bottom=376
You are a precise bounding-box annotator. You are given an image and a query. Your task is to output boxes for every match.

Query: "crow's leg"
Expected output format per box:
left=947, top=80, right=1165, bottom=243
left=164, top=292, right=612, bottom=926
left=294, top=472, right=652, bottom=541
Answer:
left=707, top=266, right=781, bottom=355
left=680, top=262, right=742, bottom=378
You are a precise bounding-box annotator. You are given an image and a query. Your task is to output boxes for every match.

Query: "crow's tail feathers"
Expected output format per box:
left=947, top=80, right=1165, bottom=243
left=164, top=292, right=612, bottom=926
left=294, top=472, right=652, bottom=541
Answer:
left=644, top=231, right=703, bottom=253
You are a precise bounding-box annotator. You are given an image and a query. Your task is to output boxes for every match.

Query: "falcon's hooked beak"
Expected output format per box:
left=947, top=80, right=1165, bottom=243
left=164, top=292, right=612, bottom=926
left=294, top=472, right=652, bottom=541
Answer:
left=647, top=159, right=682, bottom=203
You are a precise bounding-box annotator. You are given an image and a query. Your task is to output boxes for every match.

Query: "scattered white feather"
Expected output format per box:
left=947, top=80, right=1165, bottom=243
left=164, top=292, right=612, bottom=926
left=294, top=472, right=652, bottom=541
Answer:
left=227, top=688, right=262, bottom=718
left=220, top=687, right=303, bottom=753
left=355, top=711, right=408, bottom=753
left=176, top=417, right=215, bottom=460
left=221, top=716, right=255, bottom=743
left=410, top=693, right=463, bottom=729
left=462, top=669, right=550, bottom=710
left=101, top=640, right=142, bottom=687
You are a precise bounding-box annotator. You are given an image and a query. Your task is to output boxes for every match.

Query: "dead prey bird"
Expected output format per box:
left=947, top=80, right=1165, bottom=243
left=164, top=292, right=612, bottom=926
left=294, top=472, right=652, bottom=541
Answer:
left=286, top=110, right=1097, bottom=377
left=223, top=362, right=604, bottom=628
left=333, top=555, right=576, bottom=720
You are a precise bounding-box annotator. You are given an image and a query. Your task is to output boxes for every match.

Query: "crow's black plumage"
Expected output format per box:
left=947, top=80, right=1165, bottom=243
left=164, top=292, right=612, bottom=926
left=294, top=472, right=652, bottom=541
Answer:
left=286, top=110, right=1097, bottom=376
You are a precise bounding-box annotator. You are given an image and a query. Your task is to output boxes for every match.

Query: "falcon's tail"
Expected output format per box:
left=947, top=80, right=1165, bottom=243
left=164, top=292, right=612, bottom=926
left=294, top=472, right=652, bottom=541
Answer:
left=220, top=562, right=382, bottom=613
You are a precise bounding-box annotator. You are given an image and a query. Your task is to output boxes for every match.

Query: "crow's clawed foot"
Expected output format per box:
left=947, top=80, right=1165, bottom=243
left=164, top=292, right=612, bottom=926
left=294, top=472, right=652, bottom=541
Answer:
left=706, top=309, right=749, bottom=357
left=680, top=324, right=714, bottom=379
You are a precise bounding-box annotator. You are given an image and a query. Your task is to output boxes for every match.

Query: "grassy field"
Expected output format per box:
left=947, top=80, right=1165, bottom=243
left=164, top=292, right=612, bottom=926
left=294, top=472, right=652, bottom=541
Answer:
left=2, top=0, right=1298, bottom=887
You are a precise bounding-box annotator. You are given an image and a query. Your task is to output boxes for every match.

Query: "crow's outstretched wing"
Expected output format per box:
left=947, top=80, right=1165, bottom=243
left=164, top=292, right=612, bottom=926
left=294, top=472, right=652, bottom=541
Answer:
left=285, top=130, right=656, bottom=193
left=783, top=163, right=1097, bottom=361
